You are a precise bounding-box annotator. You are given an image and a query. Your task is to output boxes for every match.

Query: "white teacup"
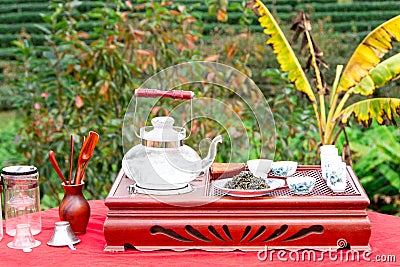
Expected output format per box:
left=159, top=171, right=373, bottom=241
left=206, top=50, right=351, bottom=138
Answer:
left=327, top=161, right=347, bottom=192
left=247, top=159, right=273, bottom=179
left=321, top=155, right=342, bottom=181
left=320, top=145, right=338, bottom=155
left=271, top=161, right=298, bottom=177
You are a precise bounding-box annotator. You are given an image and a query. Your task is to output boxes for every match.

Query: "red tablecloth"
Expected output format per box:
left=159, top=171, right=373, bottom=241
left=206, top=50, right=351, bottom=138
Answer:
left=1, top=200, right=399, bottom=266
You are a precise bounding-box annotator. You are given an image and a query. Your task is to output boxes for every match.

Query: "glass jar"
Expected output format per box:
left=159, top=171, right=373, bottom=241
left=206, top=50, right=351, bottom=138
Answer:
left=1, top=166, right=41, bottom=236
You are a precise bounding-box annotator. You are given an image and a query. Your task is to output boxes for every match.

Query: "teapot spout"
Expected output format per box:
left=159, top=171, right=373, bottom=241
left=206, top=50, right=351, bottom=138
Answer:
left=201, top=135, right=223, bottom=169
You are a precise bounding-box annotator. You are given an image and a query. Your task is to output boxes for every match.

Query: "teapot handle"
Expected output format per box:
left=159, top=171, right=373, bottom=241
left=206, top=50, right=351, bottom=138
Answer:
left=132, top=88, right=194, bottom=140
left=135, top=88, right=194, bottom=100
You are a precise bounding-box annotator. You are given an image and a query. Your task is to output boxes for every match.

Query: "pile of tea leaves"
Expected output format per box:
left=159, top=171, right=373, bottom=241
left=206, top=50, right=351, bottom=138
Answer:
left=224, top=171, right=269, bottom=190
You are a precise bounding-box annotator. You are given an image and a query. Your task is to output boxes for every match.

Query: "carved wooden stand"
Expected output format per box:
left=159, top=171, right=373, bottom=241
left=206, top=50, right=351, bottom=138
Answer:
left=103, top=165, right=371, bottom=252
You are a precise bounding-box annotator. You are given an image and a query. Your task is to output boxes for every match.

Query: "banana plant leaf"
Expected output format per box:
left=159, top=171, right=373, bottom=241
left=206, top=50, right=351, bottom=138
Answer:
left=353, top=53, right=400, bottom=95
left=339, top=98, right=400, bottom=126
left=338, top=15, right=400, bottom=92
left=252, top=0, right=316, bottom=104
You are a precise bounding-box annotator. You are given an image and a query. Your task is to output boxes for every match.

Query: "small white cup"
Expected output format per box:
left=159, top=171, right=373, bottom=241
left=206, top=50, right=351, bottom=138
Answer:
left=327, top=161, right=347, bottom=192
left=247, top=159, right=273, bottom=179
left=320, top=145, right=338, bottom=155
left=321, top=155, right=342, bottom=180
left=270, top=161, right=298, bottom=177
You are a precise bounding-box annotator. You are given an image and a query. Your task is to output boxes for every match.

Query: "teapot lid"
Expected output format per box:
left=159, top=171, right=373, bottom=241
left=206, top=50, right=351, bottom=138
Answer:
left=140, top=117, right=186, bottom=148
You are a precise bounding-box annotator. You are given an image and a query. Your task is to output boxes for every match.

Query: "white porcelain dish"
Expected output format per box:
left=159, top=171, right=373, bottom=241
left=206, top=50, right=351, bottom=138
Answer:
left=213, top=177, right=286, bottom=197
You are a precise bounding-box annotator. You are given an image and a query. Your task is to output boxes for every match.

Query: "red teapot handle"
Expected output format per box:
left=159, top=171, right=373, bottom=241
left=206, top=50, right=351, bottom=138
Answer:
left=135, top=88, right=194, bottom=100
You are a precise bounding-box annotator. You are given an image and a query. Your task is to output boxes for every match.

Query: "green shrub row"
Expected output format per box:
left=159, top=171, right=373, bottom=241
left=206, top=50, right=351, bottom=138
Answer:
left=0, top=0, right=48, bottom=4
left=0, top=1, right=397, bottom=29
left=0, top=18, right=384, bottom=49
left=0, top=34, right=45, bottom=47
left=202, top=23, right=263, bottom=34
left=0, top=11, right=49, bottom=23
left=201, top=19, right=380, bottom=36
left=325, top=20, right=390, bottom=33
left=0, top=1, right=397, bottom=58
left=190, top=3, right=294, bottom=13
left=0, top=47, right=17, bottom=59
left=0, top=4, right=396, bottom=27
left=77, top=1, right=108, bottom=10
left=282, top=0, right=337, bottom=5
left=313, top=10, right=400, bottom=23
left=359, top=0, right=400, bottom=1
left=0, top=23, right=46, bottom=34
left=0, top=2, right=48, bottom=14
left=178, top=0, right=242, bottom=4
left=0, top=20, right=102, bottom=34
left=297, top=1, right=400, bottom=13
left=196, top=10, right=295, bottom=24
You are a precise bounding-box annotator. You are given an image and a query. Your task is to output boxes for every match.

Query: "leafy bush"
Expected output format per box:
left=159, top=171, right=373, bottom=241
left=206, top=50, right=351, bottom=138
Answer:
left=262, top=68, right=319, bottom=164
left=347, top=123, right=400, bottom=215
left=8, top=0, right=311, bottom=209
left=0, top=59, right=19, bottom=108
left=0, top=112, right=23, bottom=165
left=250, top=1, right=400, bottom=215
left=11, top=0, right=205, bottom=208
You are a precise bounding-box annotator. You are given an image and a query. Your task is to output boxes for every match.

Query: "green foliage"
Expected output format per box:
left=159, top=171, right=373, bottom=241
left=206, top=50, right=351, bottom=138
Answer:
left=0, top=23, right=46, bottom=34
left=348, top=123, right=400, bottom=215
left=262, top=68, right=319, bottom=164
left=1, top=0, right=398, bottom=59
left=326, top=20, right=390, bottom=34
left=0, top=112, right=23, bottom=166
left=11, top=0, right=203, bottom=208
left=0, top=59, right=19, bottom=109
left=312, top=10, right=400, bottom=23
left=227, top=1, right=256, bottom=26
left=206, top=0, right=229, bottom=22
left=252, top=1, right=400, bottom=219
left=300, top=1, right=400, bottom=13
left=0, top=2, right=49, bottom=14
left=0, top=0, right=47, bottom=3
left=253, top=0, right=400, bottom=143
left=0, top=33, right=45, bottom=48
left=0, top=11, right=47, bottom=24
left=7, top=0, right=304, bottom=208
left=2, top=0, right=400, bottom=219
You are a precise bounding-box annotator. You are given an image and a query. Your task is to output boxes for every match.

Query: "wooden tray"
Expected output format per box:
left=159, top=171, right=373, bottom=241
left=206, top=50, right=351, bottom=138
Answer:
left=103, top=165, right=371, bottom=252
